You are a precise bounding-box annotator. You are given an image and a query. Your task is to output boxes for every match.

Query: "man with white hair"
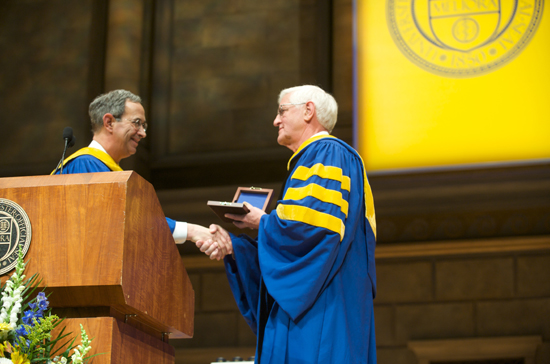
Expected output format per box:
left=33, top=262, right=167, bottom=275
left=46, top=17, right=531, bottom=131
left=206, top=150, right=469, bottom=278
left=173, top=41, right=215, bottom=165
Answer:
left=200, top=85, right=377, bottom=363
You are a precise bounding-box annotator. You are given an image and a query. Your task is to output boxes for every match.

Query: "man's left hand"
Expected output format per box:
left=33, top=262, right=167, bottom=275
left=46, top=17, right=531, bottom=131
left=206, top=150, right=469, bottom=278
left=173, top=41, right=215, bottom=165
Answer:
left=225, top=202, right=265, bottom=230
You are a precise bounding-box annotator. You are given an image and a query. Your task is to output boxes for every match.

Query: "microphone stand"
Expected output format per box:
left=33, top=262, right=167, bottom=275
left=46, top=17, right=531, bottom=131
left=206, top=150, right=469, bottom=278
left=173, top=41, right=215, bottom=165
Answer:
left=53, top=134, right=75, bottom=175
left=58, top=137, right=70, bottom=174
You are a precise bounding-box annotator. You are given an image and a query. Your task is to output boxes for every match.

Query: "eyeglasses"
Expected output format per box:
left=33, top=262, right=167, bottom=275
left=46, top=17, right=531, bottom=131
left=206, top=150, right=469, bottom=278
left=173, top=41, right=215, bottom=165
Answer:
left=277, top=103, right=306, bottom=117
left=117, top=117, right=148, bottom=132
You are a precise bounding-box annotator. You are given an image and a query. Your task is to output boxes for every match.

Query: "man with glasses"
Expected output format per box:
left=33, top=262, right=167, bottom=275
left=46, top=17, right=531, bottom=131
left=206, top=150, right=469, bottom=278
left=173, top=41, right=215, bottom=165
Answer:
left=55, top=89, right=230, bottom=250
left=199, top=85, right=377, bottom=363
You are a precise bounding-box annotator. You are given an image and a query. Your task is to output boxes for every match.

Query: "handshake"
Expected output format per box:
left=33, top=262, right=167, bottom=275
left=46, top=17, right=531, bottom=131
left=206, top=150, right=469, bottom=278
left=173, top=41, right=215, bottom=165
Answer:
left=187, top=202, right=266, bottom=261
left=187, top=223, right=231, bottom=261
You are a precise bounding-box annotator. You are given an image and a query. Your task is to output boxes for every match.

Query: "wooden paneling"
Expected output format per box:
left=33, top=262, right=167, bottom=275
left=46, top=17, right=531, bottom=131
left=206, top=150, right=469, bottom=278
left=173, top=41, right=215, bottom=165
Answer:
left=148, top=0, right=330, bottom=188
left=0, top=0, right=107, bottom=177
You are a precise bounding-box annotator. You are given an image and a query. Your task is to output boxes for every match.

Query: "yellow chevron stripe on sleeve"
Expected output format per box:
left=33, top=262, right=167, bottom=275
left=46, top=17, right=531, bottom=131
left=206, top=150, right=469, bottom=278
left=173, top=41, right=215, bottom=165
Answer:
left=291, top=164, right=351, bottom=192
left=341, top=176, right=350, bottom=191
left=276, top=204, right=345, bottom=241
left=283, top=184, right=349, bottom=217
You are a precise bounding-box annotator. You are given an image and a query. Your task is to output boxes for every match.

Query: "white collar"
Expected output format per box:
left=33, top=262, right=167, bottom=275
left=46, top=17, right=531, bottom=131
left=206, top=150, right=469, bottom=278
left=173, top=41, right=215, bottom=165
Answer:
left=311, top=131, right=329, bottom=138
left=89, top=140, right=108, bottom=153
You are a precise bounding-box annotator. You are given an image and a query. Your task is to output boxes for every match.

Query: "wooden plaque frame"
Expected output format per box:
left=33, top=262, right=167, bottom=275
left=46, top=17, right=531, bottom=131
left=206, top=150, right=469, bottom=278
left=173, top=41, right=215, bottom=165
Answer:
left=208, top=187, right=273, bottom=223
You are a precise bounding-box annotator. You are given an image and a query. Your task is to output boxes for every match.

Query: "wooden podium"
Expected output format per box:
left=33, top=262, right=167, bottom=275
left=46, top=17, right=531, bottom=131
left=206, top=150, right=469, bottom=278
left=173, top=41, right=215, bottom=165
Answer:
left=0, top=171, right=194, bottom=363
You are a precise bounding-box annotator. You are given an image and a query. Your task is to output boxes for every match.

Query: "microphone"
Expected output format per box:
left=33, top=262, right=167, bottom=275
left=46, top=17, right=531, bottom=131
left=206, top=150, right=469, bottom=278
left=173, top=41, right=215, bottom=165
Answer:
left=53, top=127, right=76, bottom=174
left=63, top=127, right=76, bottom=148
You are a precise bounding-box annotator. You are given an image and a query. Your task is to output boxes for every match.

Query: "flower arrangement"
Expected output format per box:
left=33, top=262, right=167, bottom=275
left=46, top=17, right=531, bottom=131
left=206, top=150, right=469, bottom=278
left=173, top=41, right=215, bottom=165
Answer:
left=0, top=247, right=95, bottom=364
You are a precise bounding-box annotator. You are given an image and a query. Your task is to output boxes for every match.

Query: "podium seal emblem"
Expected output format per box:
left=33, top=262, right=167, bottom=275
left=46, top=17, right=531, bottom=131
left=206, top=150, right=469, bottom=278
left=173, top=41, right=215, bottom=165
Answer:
left=386, top=0, right=544, bottom=77
left=0, top=199, right=31, bottom=275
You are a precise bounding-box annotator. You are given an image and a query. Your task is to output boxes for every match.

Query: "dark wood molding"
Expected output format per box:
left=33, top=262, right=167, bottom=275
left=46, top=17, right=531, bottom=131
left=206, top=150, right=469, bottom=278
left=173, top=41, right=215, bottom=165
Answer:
left=86, top=0, right=109, bottom=127
left=408, top=336, right=542, bottom=364
left=150, top=151, right=290, bottom=190
left=376, top=235, right=550, bottom=259
left=370, top=162, right=550, bottom=243
left=150, top=0, right=173, bottom=160
left=316, top=0, right=333, bottom=92
left=182, top=235, right=550, bottom=269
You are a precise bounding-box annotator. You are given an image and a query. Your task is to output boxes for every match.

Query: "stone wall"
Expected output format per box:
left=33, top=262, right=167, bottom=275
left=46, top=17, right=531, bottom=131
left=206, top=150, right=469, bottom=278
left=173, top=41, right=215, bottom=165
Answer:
left=172, top=245, right=550, bottom=364
left=375, top=251, right=550, bottom=363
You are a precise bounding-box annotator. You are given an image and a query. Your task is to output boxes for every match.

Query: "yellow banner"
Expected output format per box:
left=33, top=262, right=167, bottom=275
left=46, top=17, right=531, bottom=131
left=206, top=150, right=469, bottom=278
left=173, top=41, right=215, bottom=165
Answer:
left=356, top=0, right=549, bottom=171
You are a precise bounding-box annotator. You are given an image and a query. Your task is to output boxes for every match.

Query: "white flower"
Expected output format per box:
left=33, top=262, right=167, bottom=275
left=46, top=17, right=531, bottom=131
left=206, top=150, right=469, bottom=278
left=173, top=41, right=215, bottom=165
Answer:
left=0, top=247, right=26, bottom=328
left=70, top=325, right=93, bottom=364
left=0, top=358, right=14, bottom=364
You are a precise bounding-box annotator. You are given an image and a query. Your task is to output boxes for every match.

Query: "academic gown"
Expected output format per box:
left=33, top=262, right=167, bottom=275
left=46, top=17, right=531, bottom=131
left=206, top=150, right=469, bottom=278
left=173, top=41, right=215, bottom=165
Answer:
left=224, top=135, right=377, bottom=364
left=54, top=147, right=176, bottom=233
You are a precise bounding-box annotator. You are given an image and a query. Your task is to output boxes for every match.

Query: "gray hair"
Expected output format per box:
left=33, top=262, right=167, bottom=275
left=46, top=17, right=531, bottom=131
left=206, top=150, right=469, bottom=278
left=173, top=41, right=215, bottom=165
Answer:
left=89, top=89, right=142, bottom=133
left=278, top=85, right=338, bottom=133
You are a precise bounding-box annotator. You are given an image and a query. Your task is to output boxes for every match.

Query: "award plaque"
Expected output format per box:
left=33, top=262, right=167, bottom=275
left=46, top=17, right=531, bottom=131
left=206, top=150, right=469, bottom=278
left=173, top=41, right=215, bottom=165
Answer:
left=208, top=187, right=273, bottom=223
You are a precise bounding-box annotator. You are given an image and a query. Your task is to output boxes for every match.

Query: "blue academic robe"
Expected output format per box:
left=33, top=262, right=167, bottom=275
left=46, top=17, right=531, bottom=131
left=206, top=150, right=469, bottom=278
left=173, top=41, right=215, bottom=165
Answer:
left=224, top=135, right=377, bottom=364
left=55, top=148, right=176, bottom=233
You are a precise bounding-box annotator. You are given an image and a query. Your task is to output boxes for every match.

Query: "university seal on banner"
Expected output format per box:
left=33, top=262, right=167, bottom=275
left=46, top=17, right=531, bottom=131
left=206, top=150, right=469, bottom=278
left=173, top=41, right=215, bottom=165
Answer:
left=386, top=0, right=544, bottom=77
left=0, top=199, right=31, bottom=275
